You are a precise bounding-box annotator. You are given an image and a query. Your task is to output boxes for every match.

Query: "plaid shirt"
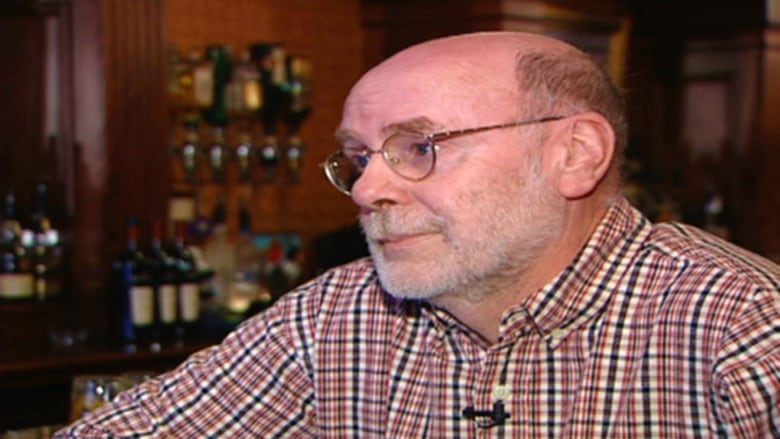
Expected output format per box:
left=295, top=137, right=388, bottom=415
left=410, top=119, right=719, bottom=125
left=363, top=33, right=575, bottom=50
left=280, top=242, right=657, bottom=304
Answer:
left=56, top=197, right=780, bottom=438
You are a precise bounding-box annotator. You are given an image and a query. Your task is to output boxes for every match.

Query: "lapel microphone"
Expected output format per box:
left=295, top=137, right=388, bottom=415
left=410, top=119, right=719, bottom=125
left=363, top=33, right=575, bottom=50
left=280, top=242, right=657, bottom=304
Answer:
left=461, top=401, right=510, bottom=426
left=460, top=307, right=541, bottom=428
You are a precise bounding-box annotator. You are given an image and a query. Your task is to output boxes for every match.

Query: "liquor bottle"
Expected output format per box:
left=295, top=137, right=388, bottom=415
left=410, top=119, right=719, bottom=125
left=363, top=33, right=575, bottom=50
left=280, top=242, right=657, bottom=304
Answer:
left=227, top=49, right=263, bottom=184
left=202, top=45, right=232, bottom=128
left=149, top=218, right=177, bottom=343
left=250, top=43, right=288, bottom=183
left=285, top=55, right=313, bottom=128
left=259, top=134, right=280, bottom=183
left=0, top=190, right=34, bottom=301
left=226, top=48, right=263, bottom=117
left=168, top=48, right=198, bottom=121
left=250, top=43, right=288, bottom=128
left=229, top=199, right=263, bottom=314
left=234, top=132, right=255, bottom=183
left=0, top=190, right=20, bottom=248
left=171, top=222, right=201, bottom=339
left=166, top=46, right=185, bottom=107
left=206, top=126, right=228, bottom=183
left=202, top=196, right=232, bottom=306
left=284, top=55, right=312, bottom=184
left=114, top=216, right=155, bottom=349
left=176, top=119, right=201, bottom=183
left=190, top=50, right=214, bottom=113
left=286, top=135, right=304, bottom=185
left=30, top=183, right=62, bottom=300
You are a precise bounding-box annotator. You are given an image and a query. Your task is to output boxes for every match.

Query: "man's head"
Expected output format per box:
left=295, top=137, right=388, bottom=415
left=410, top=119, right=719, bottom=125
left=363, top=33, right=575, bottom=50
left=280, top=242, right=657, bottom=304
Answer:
left=331, top=31, right=626, bottom=303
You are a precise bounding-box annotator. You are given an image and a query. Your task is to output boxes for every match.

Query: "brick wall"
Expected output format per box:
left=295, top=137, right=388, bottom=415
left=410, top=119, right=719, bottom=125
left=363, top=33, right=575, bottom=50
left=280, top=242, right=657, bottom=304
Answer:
left=165, top=0, right=366, bottom=276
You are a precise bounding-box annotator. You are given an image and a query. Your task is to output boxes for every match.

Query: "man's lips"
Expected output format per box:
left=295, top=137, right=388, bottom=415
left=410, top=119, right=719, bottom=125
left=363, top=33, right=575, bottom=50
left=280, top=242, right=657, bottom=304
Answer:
left=374, top=232, right=437, bottom=248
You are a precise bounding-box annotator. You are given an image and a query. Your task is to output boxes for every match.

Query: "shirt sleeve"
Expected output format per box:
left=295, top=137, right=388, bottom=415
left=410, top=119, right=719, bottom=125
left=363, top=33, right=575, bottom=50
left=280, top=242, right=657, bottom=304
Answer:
left=713, top=287, right=780, bottom=437
left=53, top=292, right=319, bottom=438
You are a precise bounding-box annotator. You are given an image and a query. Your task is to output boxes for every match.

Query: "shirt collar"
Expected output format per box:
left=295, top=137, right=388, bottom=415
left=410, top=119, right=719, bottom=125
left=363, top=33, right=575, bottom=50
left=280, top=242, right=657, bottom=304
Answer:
left=504, top=197, right=652, bottom=349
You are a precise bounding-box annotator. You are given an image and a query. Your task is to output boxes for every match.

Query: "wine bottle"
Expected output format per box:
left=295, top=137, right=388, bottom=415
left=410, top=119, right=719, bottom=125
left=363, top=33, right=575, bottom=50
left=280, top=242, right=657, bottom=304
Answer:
left=114, top=216, right=155, bottom=350
left=0, top=190, right=34, bottom=301
left=171, top=222, right=201, bottom=339
left=149, top=218, right=177, bottom=344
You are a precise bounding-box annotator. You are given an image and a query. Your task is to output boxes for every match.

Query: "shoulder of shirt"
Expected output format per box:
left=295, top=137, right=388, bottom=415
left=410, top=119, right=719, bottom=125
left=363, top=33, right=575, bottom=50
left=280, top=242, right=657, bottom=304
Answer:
left=643, top=221, right=780, bottom=292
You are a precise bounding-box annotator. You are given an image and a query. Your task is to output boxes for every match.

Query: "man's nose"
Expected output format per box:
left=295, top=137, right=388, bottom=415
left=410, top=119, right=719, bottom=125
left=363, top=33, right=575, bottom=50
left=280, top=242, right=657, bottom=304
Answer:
left=350, top=152, right=403, bottom=209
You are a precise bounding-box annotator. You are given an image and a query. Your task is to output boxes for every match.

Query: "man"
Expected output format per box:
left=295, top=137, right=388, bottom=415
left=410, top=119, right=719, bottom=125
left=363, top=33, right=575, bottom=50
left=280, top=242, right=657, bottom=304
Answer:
left=57, top=31, right=779, bottom=438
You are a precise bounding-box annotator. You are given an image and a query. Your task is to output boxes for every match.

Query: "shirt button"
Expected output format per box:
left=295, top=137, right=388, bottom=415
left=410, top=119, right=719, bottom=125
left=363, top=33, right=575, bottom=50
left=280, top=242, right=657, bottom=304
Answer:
left=492, top=385, right=511, bottom=400
left=549, top=328, right=565, bottom=342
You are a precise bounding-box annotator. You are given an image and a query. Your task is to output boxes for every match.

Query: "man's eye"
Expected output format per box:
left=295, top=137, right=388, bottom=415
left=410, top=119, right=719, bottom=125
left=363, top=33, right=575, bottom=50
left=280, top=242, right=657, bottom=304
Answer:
left=346, top=151, right=370, bottom=169
left=409, top=141, right=434, bottom=157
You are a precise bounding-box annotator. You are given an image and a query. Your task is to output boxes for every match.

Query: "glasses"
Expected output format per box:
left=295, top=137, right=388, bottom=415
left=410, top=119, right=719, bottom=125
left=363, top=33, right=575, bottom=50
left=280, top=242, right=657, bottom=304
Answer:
left=322, top=115, right=565, bottom=195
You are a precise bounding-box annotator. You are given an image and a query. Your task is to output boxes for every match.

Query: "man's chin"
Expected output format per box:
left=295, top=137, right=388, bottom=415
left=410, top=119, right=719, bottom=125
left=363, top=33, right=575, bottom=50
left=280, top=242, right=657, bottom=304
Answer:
left=376, top=268, right=444, bottom=301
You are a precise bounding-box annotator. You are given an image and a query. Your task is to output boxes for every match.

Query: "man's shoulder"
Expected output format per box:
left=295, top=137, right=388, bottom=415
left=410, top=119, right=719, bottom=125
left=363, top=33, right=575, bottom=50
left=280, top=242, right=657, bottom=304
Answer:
left=644, top=221, right=780, bottom=291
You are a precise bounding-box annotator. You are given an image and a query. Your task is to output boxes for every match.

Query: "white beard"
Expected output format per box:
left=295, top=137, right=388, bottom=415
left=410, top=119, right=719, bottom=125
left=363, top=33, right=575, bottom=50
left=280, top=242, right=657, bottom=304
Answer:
left=361, top=158, right=564, bottom=302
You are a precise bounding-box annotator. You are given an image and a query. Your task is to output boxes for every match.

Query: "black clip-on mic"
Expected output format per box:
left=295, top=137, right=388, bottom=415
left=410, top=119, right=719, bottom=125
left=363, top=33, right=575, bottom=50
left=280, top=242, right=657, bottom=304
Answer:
left=462, top=401, right=510, bottom=426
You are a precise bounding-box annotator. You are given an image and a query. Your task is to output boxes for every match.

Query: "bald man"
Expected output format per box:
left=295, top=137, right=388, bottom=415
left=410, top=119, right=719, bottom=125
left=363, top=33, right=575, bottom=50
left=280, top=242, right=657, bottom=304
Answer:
left=57, top=31, right=779, bottom=438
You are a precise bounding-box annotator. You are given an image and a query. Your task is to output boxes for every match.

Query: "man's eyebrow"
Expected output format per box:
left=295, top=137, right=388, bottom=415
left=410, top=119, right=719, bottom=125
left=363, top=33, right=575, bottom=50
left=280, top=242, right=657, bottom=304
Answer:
left=334, top=127, right=359, bottom=145
left=382, top=117, right=438, bottom=136
left=334, top=117, right=440, bottom=146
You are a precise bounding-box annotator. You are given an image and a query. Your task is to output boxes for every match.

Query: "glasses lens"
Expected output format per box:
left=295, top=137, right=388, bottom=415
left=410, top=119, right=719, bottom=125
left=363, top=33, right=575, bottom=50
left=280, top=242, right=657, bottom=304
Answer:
left=384, top=133, right=435, bottom=180
left=324, top=151, right=361, bottom=194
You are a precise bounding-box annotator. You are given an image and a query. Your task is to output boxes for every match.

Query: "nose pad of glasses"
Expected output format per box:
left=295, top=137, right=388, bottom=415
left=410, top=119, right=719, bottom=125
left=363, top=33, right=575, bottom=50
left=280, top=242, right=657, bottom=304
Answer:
left=384, top=152, right=402, bottom=166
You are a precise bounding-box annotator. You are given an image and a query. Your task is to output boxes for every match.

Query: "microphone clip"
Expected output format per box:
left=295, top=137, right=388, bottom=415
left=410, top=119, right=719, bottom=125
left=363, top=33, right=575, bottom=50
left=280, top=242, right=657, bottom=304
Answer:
left=462, top=401, right=510, bottom=426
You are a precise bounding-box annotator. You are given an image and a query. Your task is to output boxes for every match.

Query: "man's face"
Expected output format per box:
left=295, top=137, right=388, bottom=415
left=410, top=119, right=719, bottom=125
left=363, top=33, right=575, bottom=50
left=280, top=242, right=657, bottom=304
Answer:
left=340, top=56, right=564, bottom=302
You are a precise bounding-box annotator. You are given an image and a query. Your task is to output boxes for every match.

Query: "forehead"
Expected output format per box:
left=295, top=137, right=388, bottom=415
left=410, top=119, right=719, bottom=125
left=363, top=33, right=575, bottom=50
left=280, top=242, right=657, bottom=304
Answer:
left=341, top=54, right=520, bottom=138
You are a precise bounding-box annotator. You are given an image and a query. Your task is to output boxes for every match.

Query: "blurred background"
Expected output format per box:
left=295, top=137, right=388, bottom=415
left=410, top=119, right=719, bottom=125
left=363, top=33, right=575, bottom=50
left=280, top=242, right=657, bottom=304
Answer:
left=1, top=0, right=779, bottom=431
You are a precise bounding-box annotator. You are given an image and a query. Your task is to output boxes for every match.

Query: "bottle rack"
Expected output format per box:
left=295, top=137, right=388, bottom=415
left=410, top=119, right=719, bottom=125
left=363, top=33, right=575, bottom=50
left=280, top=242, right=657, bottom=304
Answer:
left=168, top=42, right=313, bottom=189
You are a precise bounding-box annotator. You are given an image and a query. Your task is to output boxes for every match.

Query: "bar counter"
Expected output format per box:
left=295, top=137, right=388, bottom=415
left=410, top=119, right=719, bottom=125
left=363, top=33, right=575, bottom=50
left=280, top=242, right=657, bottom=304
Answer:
left=0, top=338, right=217, bottom=431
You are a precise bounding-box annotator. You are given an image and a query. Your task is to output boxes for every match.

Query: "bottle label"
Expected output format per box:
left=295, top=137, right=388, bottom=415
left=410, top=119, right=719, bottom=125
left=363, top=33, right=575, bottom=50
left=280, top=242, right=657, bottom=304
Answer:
left=179, top=283, right=200, bottom=322
left=130, top=285, right=154, bottom=325
left=158, top=284, right=177, bottom=323
left=35, top=276, right=46, bottom=299
left=193, top=65, right=214, bottom=107
left=0, top=273, right=34, bottom=299
left=244, top=80, right=262, bottom=110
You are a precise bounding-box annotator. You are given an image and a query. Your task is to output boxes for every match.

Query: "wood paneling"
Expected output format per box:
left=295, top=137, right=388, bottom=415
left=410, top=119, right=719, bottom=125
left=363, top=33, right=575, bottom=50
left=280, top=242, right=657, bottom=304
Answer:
left=0, top=0, right=366, bottom=350
left=752, top=27, right=780, bottom=258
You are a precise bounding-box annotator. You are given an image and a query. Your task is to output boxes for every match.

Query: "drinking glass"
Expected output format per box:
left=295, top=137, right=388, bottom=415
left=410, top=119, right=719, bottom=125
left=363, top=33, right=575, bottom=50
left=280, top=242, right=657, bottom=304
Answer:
left=69, top=375, right=123, bottom=422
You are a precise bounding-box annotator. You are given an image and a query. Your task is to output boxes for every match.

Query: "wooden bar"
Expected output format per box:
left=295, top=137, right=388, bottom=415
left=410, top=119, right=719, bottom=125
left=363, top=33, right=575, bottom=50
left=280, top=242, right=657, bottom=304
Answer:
left=0, top=338, right=216, bottom=431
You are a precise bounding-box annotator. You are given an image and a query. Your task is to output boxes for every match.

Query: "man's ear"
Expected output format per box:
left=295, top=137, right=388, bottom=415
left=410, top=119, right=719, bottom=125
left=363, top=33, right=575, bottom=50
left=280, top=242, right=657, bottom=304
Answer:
left=553, top=113, right=616, bottom=199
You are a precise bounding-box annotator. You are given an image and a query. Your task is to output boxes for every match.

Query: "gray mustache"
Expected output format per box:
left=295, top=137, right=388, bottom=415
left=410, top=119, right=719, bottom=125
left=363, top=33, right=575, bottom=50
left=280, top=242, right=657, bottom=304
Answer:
left=360, top=212, right=443, bottom=241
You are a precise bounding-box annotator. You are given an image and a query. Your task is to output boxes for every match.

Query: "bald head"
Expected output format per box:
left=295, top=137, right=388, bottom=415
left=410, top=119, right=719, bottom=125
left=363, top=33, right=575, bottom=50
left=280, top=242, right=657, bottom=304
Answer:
left=344, top=31, right=627, bottom=154
left=375, top=31, right=576, bottom=66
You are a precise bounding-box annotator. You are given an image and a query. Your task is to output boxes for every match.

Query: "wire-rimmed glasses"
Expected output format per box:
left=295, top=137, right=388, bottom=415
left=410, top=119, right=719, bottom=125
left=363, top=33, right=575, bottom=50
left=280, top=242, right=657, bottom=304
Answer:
left=322, top=115, right=565, bottom=195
